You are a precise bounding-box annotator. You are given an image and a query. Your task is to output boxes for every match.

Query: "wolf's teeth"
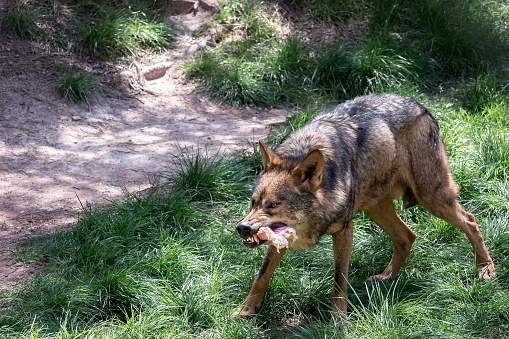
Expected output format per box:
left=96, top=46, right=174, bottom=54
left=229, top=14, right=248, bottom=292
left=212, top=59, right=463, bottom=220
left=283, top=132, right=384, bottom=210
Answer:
left=245, top=235, right=260, bottom=244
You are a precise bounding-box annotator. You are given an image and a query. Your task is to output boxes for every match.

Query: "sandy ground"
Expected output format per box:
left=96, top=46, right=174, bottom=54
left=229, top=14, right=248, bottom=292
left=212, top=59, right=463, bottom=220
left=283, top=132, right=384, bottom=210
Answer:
left=0, top=2, right=290, bottom=289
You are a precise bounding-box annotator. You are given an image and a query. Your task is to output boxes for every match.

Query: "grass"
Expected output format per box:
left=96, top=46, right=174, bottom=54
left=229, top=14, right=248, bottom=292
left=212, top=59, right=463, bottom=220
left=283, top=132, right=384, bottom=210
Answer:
left=56, top=64, right=97, bottom=103
left=1, top=0, right=509, bottom=338
left=1, top=1, right=175, bottom=60
left=81, top=9, right=175, bottom=60
left=455, top=74, right=508, bottom=115
left=0, top=8, right=41, bottom=39
left=158, top=146, right=258, bottom=202
left=183, top=32, right=418, bottom=107
left=183, top=0, right=509, bottom=107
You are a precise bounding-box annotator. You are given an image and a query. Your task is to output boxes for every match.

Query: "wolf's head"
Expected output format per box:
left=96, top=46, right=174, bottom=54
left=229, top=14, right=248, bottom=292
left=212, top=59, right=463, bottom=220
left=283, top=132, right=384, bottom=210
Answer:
left=236, top=141, right=326, bottom=250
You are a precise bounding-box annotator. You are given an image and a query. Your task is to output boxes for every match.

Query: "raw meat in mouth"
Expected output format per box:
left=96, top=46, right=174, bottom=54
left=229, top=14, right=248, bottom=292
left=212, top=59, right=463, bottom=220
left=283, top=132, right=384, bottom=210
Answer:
left=255, top=225, right=298, bottom=252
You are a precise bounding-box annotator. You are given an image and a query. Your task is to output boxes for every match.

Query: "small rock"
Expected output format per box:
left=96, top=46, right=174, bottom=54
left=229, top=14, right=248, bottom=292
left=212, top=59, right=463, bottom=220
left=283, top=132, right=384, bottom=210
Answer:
left=72, top=116, right=82, bottom=121
left=143, top=63, right=172, bottom=81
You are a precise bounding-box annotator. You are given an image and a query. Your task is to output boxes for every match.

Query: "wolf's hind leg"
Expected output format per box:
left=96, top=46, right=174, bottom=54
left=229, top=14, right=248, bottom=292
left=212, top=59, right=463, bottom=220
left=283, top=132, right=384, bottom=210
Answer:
left=420, top=198, right=495, bottom=280
left=407, top=120, right=494, bottom=279
left=364, top=199, right=416, bottom=280
left=233, top=245, right=286, bottom=316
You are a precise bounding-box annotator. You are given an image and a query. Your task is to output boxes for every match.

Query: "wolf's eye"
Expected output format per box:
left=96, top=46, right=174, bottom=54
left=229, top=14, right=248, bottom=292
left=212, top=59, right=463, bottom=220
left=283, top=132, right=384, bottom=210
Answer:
left=267, top=203, right=280, bottom=209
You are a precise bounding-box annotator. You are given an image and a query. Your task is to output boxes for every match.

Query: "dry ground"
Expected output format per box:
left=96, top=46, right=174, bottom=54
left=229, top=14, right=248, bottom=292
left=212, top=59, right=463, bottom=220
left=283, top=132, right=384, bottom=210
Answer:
left=0, top=1, right=290, bottom=289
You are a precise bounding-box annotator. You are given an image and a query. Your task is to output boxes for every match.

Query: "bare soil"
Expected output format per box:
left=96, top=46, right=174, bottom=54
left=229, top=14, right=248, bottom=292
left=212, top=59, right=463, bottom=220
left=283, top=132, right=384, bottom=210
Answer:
left=0, top=2, right=290, bottom=289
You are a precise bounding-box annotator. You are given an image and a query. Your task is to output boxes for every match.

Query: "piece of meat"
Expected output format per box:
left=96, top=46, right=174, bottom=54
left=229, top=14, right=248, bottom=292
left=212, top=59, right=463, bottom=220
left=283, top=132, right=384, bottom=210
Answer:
left=257, top=226, right=298, bottom=252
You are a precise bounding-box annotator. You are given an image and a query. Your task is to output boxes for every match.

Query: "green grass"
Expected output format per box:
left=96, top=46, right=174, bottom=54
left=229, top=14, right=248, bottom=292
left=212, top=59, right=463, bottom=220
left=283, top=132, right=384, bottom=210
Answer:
left=1, top=8, right=41, bottom=39
left=81, top=9, right=175, bottom=60
left=183, top=0, right=509, bottom=107
left=1, top=1, right=175, bottom=60
left=158, top=146, right=260, bottom=202
left=183, top=33, right=418, bottom=107
left=56, top=65, right=97, bottom=103
left=455, top=74, right=508, bottom=115
left=1, top=1, right=176, bottom=81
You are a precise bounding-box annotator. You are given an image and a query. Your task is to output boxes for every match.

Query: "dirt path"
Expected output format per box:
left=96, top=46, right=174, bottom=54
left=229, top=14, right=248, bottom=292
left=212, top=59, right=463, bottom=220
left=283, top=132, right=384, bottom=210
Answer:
left=0, top=3, right=289, bottom=289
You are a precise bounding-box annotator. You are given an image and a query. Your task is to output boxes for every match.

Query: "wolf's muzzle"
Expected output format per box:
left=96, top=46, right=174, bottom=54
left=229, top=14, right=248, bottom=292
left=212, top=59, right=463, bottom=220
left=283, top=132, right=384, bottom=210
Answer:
left=236, top=221, right=266, bottom=248
left=236, top=221, right=253, bottom=238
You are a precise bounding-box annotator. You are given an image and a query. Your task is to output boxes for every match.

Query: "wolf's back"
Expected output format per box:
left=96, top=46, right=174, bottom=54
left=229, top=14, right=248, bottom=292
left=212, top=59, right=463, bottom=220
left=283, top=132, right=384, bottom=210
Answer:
left=275, top=93, right=435, bottom=162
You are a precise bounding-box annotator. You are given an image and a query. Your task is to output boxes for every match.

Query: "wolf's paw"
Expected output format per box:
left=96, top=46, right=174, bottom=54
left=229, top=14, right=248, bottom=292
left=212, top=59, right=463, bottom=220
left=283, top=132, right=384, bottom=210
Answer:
left=232, top=303, right=260, bottom=317
left=330, top=311, right=346, bottom=329
left=477, top=262, right=495, bottom=280
left=366, top=271, right=395, bottom=281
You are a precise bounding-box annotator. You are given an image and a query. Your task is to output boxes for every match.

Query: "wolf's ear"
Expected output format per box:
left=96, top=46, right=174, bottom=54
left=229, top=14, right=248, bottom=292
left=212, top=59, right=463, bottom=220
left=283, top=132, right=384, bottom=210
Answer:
left=259, top=141, right=281, bottom=170
left=291, top=149, right=324, bottom=193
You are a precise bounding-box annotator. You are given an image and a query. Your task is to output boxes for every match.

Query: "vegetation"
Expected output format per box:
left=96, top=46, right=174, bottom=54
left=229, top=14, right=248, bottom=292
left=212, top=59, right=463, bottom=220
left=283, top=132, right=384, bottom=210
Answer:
left=0, top=7, right=42, bottom=39
left=158, top=146, right=258, bottom=202
left=81, top=9, right=174, bottom=60
left=0, top=0, right=175, bottom=103
left=56, top=64, right=97, bottom=103
left=184, top=0, right=509, bottom=107
left=1, top=1, right=175, bottom=59
left=1, top=0, right=509, bottom=337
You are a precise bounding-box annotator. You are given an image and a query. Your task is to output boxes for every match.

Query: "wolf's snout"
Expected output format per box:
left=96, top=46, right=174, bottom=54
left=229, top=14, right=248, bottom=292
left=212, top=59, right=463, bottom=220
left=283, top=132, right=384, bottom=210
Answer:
left=236, top=221, right=253, bottom=238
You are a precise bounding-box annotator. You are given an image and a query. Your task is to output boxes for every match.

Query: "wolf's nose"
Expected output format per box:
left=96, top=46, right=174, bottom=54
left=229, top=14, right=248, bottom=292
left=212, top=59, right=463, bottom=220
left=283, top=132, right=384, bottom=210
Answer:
left=236, top=221, right=252, bottom=238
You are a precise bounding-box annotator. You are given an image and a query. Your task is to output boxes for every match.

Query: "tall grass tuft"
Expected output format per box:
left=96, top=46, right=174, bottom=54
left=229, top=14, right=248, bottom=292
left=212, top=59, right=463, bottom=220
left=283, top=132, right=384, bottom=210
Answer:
left=185, top=36, right=418, bottom=107
left=455, top=75, right=507, bottom=115
left=56, top=65, right=96, bottom=103
left=1, top=8, right=41, bottom=39
left=343, top=41, right=417, bottom=97
left=160, top=147, right=257, bottom=202
left=474, top=127, right=509, bottom=181
left=81, top=9, right=174, bottom=60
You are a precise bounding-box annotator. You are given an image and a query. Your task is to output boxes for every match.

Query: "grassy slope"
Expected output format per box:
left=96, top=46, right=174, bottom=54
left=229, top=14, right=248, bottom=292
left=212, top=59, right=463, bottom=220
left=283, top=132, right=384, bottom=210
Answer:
left=1, top=0, right=175, bottom=103
left=1, top=0, right=509, bottom=338
left=183, top=0, right=509, bottom=108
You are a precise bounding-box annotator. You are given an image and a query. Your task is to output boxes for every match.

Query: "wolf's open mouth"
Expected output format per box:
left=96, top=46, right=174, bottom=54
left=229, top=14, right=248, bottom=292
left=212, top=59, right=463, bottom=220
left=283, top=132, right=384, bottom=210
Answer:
left=242, top=234, right=265, bottom=248
left=243, top=234, right=264, bottom=246
left=242, top=222, right=298, bottom=251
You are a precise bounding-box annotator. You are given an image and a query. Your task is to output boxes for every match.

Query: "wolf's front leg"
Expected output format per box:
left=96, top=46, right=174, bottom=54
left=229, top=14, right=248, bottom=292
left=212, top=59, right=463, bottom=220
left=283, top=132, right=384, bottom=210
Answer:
left=330, top=221, right=353, bottom=326
left=233, top=245, right=286, bottom=316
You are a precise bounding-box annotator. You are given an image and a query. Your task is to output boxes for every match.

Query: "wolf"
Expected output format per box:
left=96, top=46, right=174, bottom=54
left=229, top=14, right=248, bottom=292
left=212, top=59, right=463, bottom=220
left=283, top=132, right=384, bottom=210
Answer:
left=233, top=93, right=495, bottom=323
